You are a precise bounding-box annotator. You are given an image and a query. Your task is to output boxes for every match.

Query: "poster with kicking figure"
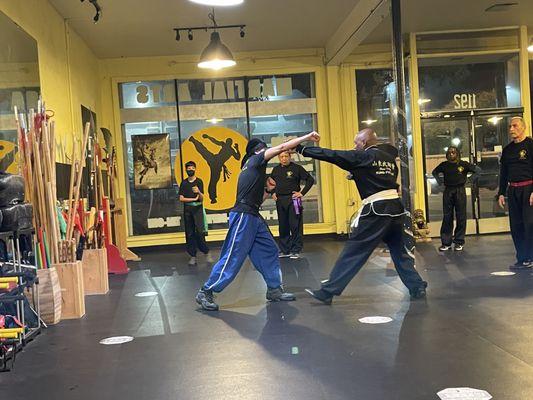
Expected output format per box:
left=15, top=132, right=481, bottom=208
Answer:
left=132, top=133, right=172, bottom=190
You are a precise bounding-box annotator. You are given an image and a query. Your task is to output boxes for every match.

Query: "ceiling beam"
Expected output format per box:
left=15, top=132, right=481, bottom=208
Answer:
left=325, top=0, right=390, bottom=65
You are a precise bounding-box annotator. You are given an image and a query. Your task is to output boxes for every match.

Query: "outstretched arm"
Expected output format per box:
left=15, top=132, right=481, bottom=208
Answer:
left=296, top=145, right=368, bottom=171
left=263, top=132, right=320, bottom=162
left=202, top=134, right=225, bottom=147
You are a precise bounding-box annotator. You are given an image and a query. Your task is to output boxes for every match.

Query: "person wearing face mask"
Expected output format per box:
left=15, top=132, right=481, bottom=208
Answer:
left=269, top=151, right=315, bottom=259
left=498, top=116, right=533, bottom=270
left=432, top=146, right=480, bottom=252
left=299, top=129, right=427, bottom=305
left=195, top=132, right=320, bottom=311
left=179, top=161, right=213, bottom=266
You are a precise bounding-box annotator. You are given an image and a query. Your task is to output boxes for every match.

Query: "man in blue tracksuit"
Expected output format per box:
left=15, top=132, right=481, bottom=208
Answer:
left=196, top=131, right=321, bottom=311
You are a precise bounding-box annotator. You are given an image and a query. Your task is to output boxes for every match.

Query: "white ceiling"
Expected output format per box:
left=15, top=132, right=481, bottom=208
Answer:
left=47, top=0, right=533, bottom=59
left=48, top=0, right=360, bottom=58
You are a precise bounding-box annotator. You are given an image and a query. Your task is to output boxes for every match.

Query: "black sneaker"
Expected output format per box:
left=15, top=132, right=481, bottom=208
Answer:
left=195, top=288, right=219, bottom=311
left=454, top=244, right=464, bottom=251
left=305, top=288, right=333, bottom=305
left=289, top=253, right=301, bottom=260
left=438, top=245, right=452, bottom=252
left=509, top=261, right=532, bottom=270
left=266, top=286, right=296, bottom=302
left=410, top=287, right=427, bottom=300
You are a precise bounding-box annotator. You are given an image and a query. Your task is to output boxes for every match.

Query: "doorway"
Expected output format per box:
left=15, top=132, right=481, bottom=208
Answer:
left=421, top=107, right=523, bottom=236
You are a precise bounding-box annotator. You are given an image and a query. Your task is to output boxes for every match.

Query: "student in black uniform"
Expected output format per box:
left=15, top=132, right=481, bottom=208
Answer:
left=498, top=116, right=533, bottom=270
left=301, top=128, right=428, bottom=304
left=270, top=151, right=315, bottom=259
left=432, top=146, right=480, bottom=252
left=179, top=161, right=213, bottom=266
left=195, top=132, right=321, bottom=311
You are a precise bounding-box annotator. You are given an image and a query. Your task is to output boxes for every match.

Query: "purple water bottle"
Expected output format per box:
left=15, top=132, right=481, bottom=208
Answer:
left=292, top=197, right=302, bottom=215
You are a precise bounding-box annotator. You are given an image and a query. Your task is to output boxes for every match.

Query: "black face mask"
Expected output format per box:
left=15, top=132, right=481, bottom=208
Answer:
left=186, top=170, right=195, bottom=177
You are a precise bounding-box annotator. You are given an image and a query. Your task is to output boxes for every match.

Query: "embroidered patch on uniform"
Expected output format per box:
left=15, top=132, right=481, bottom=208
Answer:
left=458, top=166, right=464, bottom=173
left=287, top=171, right=293, bottom=177
left=519, top=149, right=527, bottom=159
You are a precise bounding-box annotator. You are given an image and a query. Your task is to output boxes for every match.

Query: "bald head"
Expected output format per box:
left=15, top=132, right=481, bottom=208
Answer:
left=354, top=128, right=378, bottom=150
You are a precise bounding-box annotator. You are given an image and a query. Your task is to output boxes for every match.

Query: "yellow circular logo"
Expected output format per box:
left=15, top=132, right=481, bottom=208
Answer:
left=458, top=166, right=464, bottom=173
left=0, top=140, right=19, bottom=174
left=175, top=127, right=247, bottom=211
left=519, top=149, right=527, bottom=160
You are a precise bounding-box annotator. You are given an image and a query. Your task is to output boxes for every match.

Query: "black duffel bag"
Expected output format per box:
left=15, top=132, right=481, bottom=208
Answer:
left=0, top=203, right=33, bottom=232
left=0, top=173, right=24, bottom=207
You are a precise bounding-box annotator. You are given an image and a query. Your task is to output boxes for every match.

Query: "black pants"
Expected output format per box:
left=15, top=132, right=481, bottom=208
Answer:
left=440, top=186, right=467, bottom=246
left=508, top=185, right=533, bottom=263
left=321, top=213, right=427, bottom=296
left=276, top=197, right=303, bottom=254
left=184, top=208, right=209, bottom=257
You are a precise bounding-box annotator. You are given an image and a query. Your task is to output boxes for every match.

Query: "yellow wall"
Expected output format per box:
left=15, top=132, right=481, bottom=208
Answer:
left=0, top=0, right=101, bottom=163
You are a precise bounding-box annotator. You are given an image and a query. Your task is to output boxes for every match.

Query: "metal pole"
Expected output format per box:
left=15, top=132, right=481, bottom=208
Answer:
left=390, top=0, right=415, bottom=251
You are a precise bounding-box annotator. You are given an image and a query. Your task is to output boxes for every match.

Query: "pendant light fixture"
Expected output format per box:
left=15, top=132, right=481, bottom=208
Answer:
left=174, top=9, right=245, bottom=71
left=188, top=0, right=244, bottom=5
left=198, top=31, right=236, bottom=70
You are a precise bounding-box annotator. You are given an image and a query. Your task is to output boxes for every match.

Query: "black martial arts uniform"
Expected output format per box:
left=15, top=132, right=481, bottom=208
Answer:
left=270, top=162, right=314, bottom=254
left=499, top=137, right=533, bottom=264
left=297, top=144, right=427, bottom=299
left=179, top=178, right=209, bottom=257
left=432, top=160, right=478, bottom=247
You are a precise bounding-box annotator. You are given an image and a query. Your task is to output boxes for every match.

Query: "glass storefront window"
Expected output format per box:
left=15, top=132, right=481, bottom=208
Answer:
left=119, top=73, right=322, bottom=237
left=355, top=69, right=393, bottom=140
left=418, top=54, right=521, bottom=113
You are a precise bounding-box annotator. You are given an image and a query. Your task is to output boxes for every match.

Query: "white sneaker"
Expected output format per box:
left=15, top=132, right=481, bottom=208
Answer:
left=188, top=257, right=197, bottom=266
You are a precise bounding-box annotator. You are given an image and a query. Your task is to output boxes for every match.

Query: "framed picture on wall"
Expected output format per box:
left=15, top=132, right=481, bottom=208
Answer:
left=132, top=133, right=172, bottom=190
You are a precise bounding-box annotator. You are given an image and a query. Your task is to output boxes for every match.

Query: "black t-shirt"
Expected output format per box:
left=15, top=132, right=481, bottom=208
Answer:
left=232, top=152, right=268, bottom=215
left=432, top=160, right=477, bottom=187
left=270, top=162, right=314, bottom=196
left=499, top=137, right=533, bottom=195
left=178, top=178, right=204, bottom=206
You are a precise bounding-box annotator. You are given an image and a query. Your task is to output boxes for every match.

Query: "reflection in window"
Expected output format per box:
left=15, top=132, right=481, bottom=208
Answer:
left=355, top=69, right=393, bottom=140
left=418, top=55, right=521, bottom=112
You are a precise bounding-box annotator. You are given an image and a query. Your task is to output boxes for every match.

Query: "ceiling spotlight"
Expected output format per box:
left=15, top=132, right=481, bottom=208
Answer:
left=198, top=31, right=236, bottom=70
left=188, top=0, right=244, bottom=6
left=361, top=119, right=377, bottom=126
left=188, top=30, right=193, bottom=41
left=240, top=27, right=245, bottom=38
left=418, top=98, right=431, bottom=105
left=175, top=30, right=180, bottom=41
left=528, top=38, right=533, bottom=53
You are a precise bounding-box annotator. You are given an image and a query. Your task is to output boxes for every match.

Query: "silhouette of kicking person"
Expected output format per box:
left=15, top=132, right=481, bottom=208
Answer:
left=189, top=134, right=241, bottom=204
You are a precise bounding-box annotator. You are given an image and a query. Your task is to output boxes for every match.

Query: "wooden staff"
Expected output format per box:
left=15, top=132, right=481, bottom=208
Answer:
left=66, top=122, right=90, bottom=241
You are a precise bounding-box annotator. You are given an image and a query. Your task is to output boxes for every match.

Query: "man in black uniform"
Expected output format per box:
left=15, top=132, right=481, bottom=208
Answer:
left=179, top=161, right=213, bottom=266
left=270, top=151, right=315, bottom=259
left=498, top=116, right=533, bottom=270
left=432, top=146, right=480, bottom=252
left=301, top=128, right=427, bottom=304
left=195, top=132, right=320, bottom=311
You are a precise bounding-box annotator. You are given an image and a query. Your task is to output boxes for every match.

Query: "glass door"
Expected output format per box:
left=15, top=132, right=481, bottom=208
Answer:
left=421, top=113, right=476, bottom=236
left=471, top=111, right=521, bottom=233
left=421, top=108, right=522, bottom=236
